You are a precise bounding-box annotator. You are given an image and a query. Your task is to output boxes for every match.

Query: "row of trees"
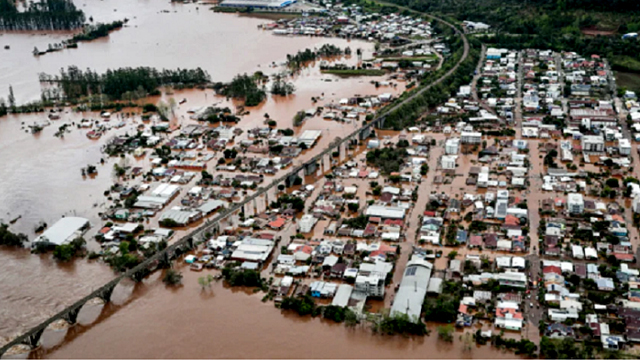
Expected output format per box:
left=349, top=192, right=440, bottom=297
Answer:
left=213, top=73, right=266, bottom=107
left=286, top=44, right=345, bottom=70
left=40, top=65, right=210, bottom=100
left=71, top=20, right=126, bottom=42
left=381, top=38, right=480, bottom=130
left=0, top=0, right=85, bottom=30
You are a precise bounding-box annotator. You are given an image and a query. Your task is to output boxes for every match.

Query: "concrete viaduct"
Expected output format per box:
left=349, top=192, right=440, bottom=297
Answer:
left=0, top=10, right=470, bottom=358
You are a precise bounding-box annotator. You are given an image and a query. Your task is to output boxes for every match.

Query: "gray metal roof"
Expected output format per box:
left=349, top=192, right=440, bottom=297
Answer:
left=390, top=258, right=433, bottom=321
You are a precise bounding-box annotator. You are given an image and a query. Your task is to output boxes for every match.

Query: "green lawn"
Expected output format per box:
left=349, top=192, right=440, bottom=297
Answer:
left=616, top=71, right=640, bottom=93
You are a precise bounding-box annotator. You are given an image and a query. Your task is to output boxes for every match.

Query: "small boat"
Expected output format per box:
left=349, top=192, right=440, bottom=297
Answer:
left=86, top=130, right=102, bottom=139
left=48, top=112, right=60, bottom=120
left=101, top=112, right=111, bottom=119
left=179, top=98, right=187, bottom=105
left=190, top=263, right=204, bottom=272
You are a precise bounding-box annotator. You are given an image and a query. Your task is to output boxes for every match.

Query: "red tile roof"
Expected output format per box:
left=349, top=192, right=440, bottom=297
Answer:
left=268, top=217, right=286, bottom=229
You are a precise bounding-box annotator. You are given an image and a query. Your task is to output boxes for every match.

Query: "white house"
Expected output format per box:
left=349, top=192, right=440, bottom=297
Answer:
left=445, top=138, right=460, bottom=155
left=581, top=135, right=605, bottom=153
left=441, top=155, right=457, bottom=170
left=461, top=131, right=482, bottom=144
left=567, top=193, right=584, bottom=214
left=619, top=138, right=631, bottom=156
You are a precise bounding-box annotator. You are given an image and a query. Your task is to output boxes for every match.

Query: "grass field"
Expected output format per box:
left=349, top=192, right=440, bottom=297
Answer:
left=616, top=71, right=640, bottom=93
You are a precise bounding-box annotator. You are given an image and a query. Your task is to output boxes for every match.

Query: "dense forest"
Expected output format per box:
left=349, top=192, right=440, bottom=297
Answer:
left=0, top=0, right=85, bottom=30
left=40, top=66, right=211, bottom=100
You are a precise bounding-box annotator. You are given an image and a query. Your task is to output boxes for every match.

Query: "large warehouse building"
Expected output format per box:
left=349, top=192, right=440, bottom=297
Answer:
left=390, top=258, right=433, bottom=322
left=31, top=217, right=90, bottom=248
left=219, top=0, right=296, bottom=9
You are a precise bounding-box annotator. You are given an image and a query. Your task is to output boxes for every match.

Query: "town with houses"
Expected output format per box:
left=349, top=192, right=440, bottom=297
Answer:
left=6, top=1, right=640, bottom=357
left=31, top=44, right=640, bottom=356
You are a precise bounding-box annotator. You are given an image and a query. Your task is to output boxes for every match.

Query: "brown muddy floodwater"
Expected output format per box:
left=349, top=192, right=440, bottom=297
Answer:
left=0, top=0, right=427, bottom=356
left=0, top=0, right=373, bottom=103
left=41, top=265, right=516, bottom=359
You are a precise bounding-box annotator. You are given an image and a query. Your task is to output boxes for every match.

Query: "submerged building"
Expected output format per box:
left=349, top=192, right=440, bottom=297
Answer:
left=31, top=217, right=90, bottom=248
left=390, top=258, right=433, bottom=321
left=219, top=0, right=296, bottom=9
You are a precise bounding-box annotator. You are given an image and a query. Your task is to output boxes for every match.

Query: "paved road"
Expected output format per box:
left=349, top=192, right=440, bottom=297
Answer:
left=389, top=144, right=443, bottom=296
left=514, top=50, right=524, bottom=138
left=470, top=44, right=499, bottom=117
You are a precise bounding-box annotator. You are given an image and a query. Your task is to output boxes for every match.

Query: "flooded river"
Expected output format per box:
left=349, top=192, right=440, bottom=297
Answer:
left=40, top=265, right=516, bottom=359
left=0, top=0, right=472, bottom=357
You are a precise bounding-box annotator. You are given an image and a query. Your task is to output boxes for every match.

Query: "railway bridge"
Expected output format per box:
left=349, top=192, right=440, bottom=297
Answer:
left=0, top=9, right=470, bottom=357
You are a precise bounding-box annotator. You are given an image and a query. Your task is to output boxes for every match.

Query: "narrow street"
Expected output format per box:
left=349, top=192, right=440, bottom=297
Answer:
left=514, top=50, right=524, bottom=138
left=388, top=143, right=443, bottom=306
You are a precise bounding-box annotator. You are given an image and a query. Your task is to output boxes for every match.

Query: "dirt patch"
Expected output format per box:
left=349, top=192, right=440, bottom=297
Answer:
left=581, top=27, right=616, bottom=37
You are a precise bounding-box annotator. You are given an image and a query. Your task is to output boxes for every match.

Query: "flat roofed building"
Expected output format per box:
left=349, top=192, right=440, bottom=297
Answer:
left=581, top=135, right=604, bottom=153
left=298, top=130, right=322, bottom=147
left=461, top=131, right=482, bottom=144
left=568, top=193, right=584, bottom=214
left=365, top=205, right=406, bottom=220
left=231, top=237, right=275, bottom=264
left=219, top=0, right=296, bottom=8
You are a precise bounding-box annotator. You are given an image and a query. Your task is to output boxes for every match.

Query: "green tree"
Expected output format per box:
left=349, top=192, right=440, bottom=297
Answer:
left=437, top=325, right=454, bottom=342
left=163, top=269, right=183, bottom=286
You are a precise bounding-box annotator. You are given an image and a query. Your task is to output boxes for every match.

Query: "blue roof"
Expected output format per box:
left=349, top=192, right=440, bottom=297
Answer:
left=457, top=230, right=468, bottom=243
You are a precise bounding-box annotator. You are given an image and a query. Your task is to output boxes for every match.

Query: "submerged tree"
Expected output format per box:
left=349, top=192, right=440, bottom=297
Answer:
left=0, top=0, right=86, bottom=31
left=163, top=269, right=183, bottom=286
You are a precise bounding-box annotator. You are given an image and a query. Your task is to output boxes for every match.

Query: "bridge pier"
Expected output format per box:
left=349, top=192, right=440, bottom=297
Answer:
left=304, top=161, right=318, bottom=176
left=160, top=251, right=171, bottom=269
left=131, top=268, right=150, bottom=282
left=359, top=126, right=371, bottom=141
left=22, top=328, right=44, bottom=349
left=285, top=174, right=298, bottom=188
left=63, top=305, right=82, bottom=325
left=253, top=198, right=258, bottom=216
left=98, top=282, right=117, bottom=303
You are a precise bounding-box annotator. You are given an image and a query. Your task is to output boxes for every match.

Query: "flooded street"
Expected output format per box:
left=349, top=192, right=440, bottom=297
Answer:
left=42, top=265, right=516, bottom=359
left=0, top=0, right=408, bottom=351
